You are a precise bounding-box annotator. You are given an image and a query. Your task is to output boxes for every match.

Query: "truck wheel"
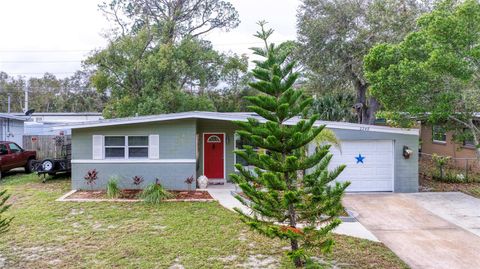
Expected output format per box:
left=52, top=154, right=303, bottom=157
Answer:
left=25, top=159, right=35, bottom=173
left=41, top=159, right=54, bottom=172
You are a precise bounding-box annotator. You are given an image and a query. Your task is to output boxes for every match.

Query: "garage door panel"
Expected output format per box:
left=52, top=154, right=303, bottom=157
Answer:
left=346, top=181, right=393, bottom=192
left=326, top=140, right=394, bottom=192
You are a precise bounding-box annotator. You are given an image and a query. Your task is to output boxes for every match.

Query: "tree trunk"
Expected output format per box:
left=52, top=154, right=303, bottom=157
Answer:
left=354, top=80, right=379, bottom=125
left=468, top=121, right=480, bottom=159
left=285, top=168, right=303, bottom=268
left=288, top=204, right=303, bottom=268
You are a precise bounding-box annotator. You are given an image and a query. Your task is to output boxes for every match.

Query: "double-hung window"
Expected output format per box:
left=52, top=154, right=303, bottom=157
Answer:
left=104, top=136, right=149, bottom=159
left=128, top=136, right=149, bottom=158
left=432, top=125, right=447, bottom=143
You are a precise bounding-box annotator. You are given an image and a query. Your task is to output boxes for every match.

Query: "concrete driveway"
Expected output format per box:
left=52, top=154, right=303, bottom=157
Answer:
left=343, top=192, right=480, bottom=269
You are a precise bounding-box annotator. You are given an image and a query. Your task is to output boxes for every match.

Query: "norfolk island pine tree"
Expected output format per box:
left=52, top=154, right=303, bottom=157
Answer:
left=230, top=22, right=350, bottom=268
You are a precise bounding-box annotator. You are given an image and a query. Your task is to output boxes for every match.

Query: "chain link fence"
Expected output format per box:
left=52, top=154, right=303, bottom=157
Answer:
left=419, top=152, right=480, bottom=183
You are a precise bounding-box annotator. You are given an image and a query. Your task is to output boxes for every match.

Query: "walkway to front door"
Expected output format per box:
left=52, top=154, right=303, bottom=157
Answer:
left=203, top=133, right=225, bottom=180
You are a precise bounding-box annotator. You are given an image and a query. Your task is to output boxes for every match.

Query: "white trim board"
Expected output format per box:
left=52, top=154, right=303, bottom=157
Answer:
left=71, top=159, right=196, bottom=164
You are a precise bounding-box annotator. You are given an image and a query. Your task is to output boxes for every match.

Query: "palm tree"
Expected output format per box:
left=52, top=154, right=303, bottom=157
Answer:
left=0, top=189, right=13, bottom=235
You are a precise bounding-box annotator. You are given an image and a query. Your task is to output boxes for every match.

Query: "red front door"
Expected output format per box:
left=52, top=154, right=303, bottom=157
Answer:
left=204, top=133, right=224, bottom=179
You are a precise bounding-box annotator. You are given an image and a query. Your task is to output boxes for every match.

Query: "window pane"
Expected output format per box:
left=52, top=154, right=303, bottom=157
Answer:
left=432, top=126, right=446, bottom=142
left=129, top=147, right=148, bottom=158
left=235, top=156, right=249, bottom=166
left=128, top=136, right=148, bottom=146
left=105, top=136, right=125, bottom=146
left=8, top=143, right=21, bottom=153
left=105, top=147, right=125, bottom=158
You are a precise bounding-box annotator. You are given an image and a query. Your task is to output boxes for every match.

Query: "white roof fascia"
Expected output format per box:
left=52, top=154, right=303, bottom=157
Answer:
left=0, top=114, right=28, bottom=121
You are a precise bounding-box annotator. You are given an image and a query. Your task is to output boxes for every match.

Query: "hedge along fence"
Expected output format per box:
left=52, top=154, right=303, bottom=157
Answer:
left=420, top=152, right=480, bottom=183
left=22, top=135, right=71, bottom=160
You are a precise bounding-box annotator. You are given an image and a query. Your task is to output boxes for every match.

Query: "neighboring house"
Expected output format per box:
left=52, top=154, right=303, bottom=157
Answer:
left=56, top=112, right=419, bottom=192
left=420, top=123, right=479, bottom=170
left=13, top=112, right=103, bottom=135
left=0, top=113, right=27, bottom=147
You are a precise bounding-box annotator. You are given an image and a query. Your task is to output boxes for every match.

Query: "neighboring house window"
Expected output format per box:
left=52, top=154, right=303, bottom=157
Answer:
left=104, top=136, right=149, bottom=159
left=432, top=125, right=447, bottom=143
left=463, top=129, right=476, bottom=148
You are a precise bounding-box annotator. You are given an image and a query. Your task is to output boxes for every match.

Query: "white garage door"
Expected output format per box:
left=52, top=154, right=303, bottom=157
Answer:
left=328, top=140, right=394, bottom=192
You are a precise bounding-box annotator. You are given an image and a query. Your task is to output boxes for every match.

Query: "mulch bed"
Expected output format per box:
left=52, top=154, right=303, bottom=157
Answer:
left=67, top=189, right=213, bottom=200
left=419, top=175, right=480, bottom=198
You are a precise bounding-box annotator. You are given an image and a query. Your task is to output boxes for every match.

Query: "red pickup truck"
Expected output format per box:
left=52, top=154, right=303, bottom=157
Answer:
left=0, top=141, right=36, bottom=180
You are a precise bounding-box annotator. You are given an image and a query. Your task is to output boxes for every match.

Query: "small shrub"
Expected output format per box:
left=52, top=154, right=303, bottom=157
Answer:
left=140, top=179, right=173, bottom=204
left=184, top=175, right=194, bottom=191
left=84, top=169, right=98, bottom=189
left=106, top=177, right=121, bottom=199
left=432, top=154, right=451, bottom=180
left=132, top=176, right=144, bottom=186
left=0, top=190, right=13, bottom=235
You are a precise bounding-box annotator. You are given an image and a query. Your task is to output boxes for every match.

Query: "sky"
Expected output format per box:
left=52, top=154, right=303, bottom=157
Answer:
left=0, top=0, right=300, bottom=78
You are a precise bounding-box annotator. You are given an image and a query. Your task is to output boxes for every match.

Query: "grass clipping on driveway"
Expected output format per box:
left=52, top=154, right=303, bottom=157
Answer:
left=0, top=174, right=408, bottom=269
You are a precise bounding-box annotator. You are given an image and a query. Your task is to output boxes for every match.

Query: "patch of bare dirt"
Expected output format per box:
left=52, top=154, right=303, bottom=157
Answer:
left=420, top=175, right=480, bottom=198
left=240, top=254, right=279, bottom=269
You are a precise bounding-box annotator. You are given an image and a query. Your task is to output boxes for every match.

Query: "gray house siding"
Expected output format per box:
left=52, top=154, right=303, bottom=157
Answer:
left=196, top=119, right=237, bottom=182
left=72, top=163, right=196, bottom=190
left=312, top=128, right=419, bottom=193
left=71, top=119, right=197, bottom=190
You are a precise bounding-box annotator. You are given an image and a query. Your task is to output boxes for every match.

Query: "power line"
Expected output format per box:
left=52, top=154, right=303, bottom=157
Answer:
left=0, top=60, right=82, bottom=63
left=0, top=39, right=290, bottom=53
left=0, top=49, right=91, bottom=53
left=5, top=72, right=77, bottom=75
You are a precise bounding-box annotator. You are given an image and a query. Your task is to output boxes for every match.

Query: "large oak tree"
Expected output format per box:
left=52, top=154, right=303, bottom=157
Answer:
left=297, top=0, right=431, bottom=124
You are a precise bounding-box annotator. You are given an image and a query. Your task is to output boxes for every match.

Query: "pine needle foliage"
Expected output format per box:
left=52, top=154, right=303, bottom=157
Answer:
left=0, top=189, right=13, bottom=235
left=230, top=22, right=350, bottom=268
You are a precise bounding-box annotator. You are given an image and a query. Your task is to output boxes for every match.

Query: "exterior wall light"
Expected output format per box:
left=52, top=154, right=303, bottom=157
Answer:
left=403, top=145, right=413, bottom=159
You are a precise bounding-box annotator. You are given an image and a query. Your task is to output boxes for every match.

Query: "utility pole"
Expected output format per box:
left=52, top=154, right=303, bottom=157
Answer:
left=24, top=84, right=29, bottom=113
left=7, top=94, right=11, bottom=113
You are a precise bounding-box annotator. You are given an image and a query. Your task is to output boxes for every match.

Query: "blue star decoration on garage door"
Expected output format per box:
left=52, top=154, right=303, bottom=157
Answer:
left=355, top=154, right=365, bottom=164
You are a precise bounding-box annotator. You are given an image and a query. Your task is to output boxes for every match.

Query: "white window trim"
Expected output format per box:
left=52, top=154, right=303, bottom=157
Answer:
left=104, top=135, right=150, bottom=160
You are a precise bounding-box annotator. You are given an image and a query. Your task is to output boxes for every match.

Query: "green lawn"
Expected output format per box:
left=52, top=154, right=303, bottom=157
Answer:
left=0, top=172, right=408, bottom=269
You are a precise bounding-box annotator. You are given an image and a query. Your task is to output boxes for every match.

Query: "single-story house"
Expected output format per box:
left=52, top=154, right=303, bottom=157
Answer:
left=0, top=113, right=27, bottom=147
left=56, top=112, right=419, bottom=193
